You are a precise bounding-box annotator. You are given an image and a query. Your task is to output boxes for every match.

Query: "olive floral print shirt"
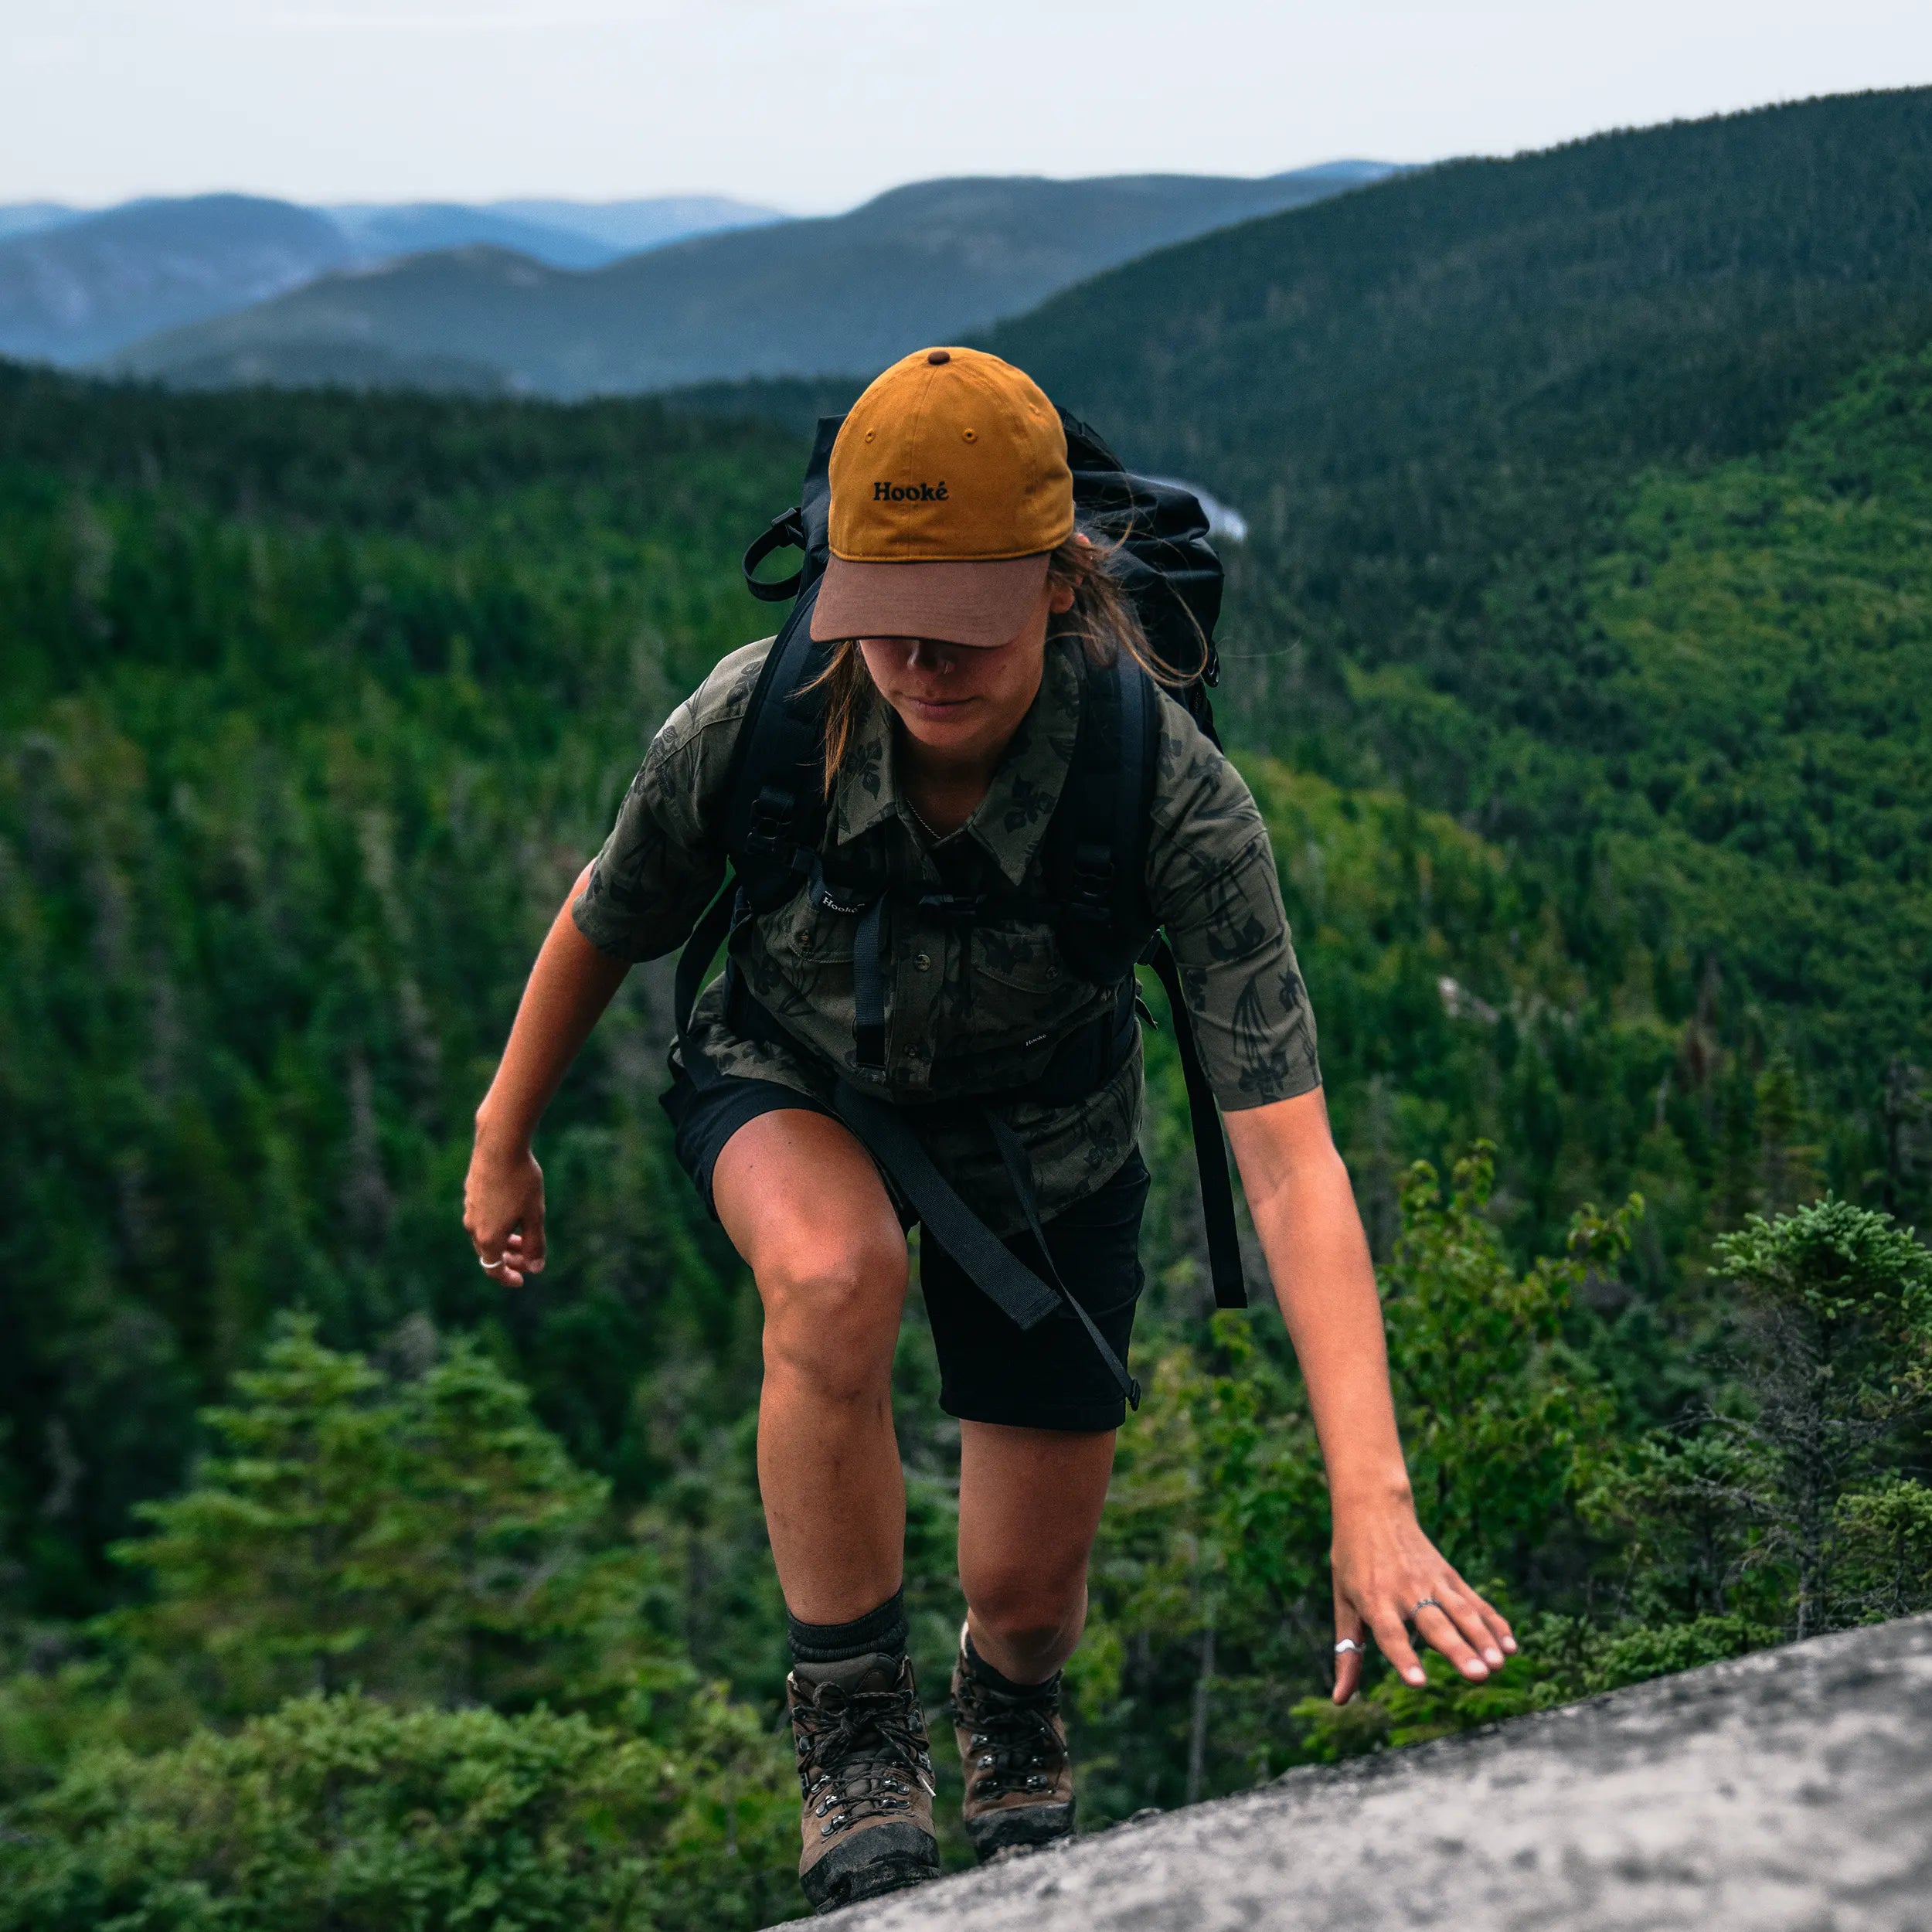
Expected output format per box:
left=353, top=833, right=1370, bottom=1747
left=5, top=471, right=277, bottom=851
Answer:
left=575, top=634, right=1321, bottom=1235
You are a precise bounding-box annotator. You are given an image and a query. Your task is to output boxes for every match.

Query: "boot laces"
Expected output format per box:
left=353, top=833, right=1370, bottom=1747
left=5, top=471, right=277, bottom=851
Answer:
left=791, top=1673, right=935, bottom=1841
left=954, top=1669, right=1065, bottom=1799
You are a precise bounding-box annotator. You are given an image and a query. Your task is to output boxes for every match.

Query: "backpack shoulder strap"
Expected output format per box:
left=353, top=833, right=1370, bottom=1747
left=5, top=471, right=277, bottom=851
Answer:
left=718, top=593, right=830, bottom=910
left=674, top=415, right=846, bottom=1037
left=1047, top=654, right=1247, bottom=1311
left=1049, top=646, right=1158, bottom=985
left=719, top=413, right=845, bottom=893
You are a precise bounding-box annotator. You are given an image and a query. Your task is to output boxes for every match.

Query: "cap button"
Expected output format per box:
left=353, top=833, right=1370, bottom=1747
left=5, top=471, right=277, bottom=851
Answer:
left=927, top=349, right=951, bottom=365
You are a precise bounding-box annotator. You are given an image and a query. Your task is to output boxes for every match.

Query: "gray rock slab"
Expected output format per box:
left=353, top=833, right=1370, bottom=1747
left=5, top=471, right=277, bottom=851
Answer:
left=804, top=1614, right=1932, bottom=1932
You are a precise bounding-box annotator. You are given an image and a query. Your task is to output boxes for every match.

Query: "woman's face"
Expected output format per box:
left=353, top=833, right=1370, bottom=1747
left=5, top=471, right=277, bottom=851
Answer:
left=859, top=574, right=1077, bottom=767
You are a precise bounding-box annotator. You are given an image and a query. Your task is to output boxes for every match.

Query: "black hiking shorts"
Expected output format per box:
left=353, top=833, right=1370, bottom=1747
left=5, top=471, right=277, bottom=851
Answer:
left=662, top=1067, right=1150, bottom=1434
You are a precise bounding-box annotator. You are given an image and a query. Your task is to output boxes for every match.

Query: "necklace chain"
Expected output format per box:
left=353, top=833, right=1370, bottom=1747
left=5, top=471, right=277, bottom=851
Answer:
left=904, top=793, right=956, bottom=842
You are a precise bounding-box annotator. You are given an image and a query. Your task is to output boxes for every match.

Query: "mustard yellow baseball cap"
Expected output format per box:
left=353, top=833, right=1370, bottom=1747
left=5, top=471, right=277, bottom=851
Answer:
left=810, top=345, right=1075, bottom=649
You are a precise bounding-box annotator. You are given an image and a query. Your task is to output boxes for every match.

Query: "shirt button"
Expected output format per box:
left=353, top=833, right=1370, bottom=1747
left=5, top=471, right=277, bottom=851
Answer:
left=913, top=951, right=932, bottom=972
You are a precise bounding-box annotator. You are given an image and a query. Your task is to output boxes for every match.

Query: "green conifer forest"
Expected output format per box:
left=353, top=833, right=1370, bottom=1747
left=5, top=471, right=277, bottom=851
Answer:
left=3, top=87, right=1931, bottom=1927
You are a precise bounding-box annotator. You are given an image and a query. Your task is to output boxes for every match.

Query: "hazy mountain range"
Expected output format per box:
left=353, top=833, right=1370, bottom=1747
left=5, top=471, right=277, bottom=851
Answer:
left=0, top=197, right=356, bottom=366
left=0, top=193, right=784, bottom=366
left=0, top=202, right=79, bottom=242
left=325, top=196, right=784, bottom=269
left=83, top=163, right=1397, bottom=396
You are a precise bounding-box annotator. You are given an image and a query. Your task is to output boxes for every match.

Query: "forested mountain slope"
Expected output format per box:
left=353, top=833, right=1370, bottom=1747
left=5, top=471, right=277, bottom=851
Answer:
left=0, top=356, right=1782, bottom=1619
left=988, top=90, right=1932, bottom=532
left=962, top=87, right=1932, bottom=1199
left=0, top=368, right=798, bottom=1610
left=1512, top=353, right=1932, bottom=1097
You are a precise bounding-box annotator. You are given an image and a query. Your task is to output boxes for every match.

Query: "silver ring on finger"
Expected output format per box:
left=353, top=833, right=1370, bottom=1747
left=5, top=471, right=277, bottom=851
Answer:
left=1412, top=1595, right=1444, bottom=1617
left=479, top=1256, right=502, bottom=1270
left=1334, top=1638, right=1364, bottom=1656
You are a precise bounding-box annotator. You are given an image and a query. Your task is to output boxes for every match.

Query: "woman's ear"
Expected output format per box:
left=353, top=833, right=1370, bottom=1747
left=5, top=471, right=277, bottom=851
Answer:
left=1047, top=533, right=1090, bottom=616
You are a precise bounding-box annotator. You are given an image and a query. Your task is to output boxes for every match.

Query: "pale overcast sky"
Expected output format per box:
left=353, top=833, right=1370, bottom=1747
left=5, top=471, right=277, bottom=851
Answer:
left=3, top=0, right=1929, bottom=213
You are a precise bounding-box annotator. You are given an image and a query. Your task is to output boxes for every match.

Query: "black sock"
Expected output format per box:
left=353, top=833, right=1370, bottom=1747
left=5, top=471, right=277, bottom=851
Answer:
left=963, top=1625, right=1056, bottom=1695
left=787, top=1588, right=907, bottom=1667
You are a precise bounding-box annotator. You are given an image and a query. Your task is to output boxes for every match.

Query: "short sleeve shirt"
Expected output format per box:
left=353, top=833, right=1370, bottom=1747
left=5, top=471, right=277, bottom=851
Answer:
left=573, top=634, right=1321, bottom=1236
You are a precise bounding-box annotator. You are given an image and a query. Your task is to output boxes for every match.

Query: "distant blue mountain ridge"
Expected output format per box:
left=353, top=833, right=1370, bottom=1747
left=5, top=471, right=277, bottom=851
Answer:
left=92, top=163, right=1406, bottom=397
left=0, top=196, right=355, bottom=365
left=0, top=202, right=80, bottom=243
left=324, top=195, right=785, bottom=270
left=0, top=192, right=787, bottom=366
left=0, top=166, right=1402, bottom=386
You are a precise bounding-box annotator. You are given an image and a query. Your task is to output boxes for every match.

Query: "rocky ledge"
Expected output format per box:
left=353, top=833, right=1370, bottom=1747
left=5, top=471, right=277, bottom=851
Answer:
left=808, top=1613, right=1932, bottom=1931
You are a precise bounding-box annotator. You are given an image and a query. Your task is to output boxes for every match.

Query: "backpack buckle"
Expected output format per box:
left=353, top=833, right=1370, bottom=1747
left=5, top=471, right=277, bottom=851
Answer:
left=746, top=784, right=794, bottom=856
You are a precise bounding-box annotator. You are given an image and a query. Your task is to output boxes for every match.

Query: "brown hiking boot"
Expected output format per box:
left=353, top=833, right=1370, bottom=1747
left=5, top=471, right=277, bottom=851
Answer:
left=785, top=1651, right=940, bottom=1913
left=951, top=1625, right=1076, bottom=1860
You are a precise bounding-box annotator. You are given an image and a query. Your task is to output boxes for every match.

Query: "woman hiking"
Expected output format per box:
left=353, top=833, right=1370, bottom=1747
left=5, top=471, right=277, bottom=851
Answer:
left=464, top=346, right=1516, bottom=1913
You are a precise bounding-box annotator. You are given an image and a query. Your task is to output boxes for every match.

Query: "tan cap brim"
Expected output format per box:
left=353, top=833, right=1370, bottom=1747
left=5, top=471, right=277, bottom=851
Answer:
left=809, top=553, right=1051, bottom=649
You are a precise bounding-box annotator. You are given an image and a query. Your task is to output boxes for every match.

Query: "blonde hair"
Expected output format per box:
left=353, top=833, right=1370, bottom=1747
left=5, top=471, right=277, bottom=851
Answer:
left=808, top=529, right=1205, bottom=798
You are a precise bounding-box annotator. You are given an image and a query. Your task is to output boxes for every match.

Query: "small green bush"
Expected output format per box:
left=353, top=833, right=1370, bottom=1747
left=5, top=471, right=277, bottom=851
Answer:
left=0, top=1689, right=797, bottom=1932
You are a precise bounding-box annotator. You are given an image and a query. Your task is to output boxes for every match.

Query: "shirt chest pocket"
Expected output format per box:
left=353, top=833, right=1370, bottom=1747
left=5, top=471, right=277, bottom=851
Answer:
left=971, top=920, right=1069, bottom=996
left=765, top=892, right=859, bottom=976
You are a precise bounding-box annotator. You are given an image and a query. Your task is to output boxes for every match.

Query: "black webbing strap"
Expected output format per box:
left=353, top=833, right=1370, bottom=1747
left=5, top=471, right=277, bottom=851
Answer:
left=675, top=875, right=741, bottom=1044
left=741, top=506, right=807, bottom=604
left=983, top=1110, right=1141, bottom=1409
left=1112, top=659, right=1148, bottom=916
left=830, top=1081, right=1060, bottom=1333
left=852, top=896, right=888, bottom=1073
left=1145, top=933, right=1247, bottom=1309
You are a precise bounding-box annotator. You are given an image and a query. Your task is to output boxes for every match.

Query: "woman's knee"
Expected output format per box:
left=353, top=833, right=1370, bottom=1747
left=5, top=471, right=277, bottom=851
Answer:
left=758, top=1226, right=907, bottom=1402
left=964, top=1559, right=1087, bottom=1652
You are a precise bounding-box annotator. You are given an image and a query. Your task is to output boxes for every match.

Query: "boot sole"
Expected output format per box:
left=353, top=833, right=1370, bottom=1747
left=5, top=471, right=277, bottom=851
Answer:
left=801, top=1821, right=942, bottom=1914
left=965, top=1798, right=1076, bottom=1860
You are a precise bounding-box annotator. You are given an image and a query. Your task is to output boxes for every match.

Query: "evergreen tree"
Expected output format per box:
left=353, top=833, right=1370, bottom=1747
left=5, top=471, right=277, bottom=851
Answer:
left=1710, top=1199, right=1932, bottom=1635
left=1753, top=1053, right=1821, bottom=1217
left=106, top=1318, right=665, bottom=1717
left=103, top=1321, right=390, bottom=1709
left=1832, top=1476, right=1932, bottom=1624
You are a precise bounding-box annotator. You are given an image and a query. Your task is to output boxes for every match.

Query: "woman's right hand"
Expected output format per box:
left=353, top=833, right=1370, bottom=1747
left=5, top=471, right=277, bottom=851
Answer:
left=464, top=1132, right=546, bottom=1287
left=461, top=861, right=626, bottom=1290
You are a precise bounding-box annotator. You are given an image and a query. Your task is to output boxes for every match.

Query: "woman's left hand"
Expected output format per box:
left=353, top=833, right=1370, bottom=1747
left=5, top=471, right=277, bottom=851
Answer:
left=1329, top=1498, right=1516, bottom=1703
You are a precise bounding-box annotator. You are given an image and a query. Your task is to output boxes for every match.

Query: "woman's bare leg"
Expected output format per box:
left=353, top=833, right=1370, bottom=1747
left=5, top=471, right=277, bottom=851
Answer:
left=957, top=1420, right=1115, bottom=1683
left=712, top=1107, right=910, bottom=1624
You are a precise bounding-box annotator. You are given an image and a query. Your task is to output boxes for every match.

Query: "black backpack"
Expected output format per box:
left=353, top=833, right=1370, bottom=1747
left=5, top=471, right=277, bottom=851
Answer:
left=673, top=409, right=1246, bottom=1396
